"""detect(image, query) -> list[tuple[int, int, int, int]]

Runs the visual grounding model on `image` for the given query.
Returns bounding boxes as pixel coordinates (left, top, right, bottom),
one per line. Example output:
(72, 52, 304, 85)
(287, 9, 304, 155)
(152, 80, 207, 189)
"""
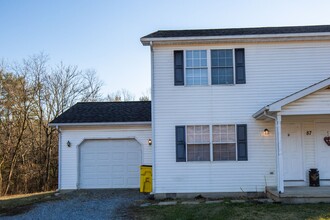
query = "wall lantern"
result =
(148, 139, 152, 146)
(67, 141, 71, 147)
(263, 129, 270, 136)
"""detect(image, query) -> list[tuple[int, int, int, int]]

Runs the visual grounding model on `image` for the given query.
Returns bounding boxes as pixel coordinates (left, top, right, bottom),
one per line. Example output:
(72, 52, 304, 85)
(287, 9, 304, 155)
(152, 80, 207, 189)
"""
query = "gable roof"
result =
(49, 101, 151, 126)
(141, 25, 330, 45)
(253, 77, 330, 119)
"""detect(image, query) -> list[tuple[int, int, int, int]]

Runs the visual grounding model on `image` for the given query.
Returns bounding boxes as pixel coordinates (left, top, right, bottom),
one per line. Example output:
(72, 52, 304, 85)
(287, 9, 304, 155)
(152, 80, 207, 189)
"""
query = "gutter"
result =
(49, 121, 152, 127)
(252, 106, 269, 119)
(57, 126, 62, 190)
(141, 32, 330, 46)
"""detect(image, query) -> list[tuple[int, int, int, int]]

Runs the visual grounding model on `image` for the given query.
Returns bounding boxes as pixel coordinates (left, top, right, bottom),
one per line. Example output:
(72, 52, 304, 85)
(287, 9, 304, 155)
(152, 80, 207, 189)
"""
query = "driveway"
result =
(1, 189, 148, 220)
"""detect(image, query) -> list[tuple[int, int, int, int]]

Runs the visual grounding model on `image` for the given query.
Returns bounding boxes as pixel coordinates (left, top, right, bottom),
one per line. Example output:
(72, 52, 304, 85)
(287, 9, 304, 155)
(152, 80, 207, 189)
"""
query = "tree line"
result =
(0, 53, 149, 196)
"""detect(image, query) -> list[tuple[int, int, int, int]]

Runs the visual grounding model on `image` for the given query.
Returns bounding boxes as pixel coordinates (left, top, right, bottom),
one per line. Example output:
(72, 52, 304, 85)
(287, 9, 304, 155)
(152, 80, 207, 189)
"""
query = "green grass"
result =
(0, 191, 57, 216)
(132, 202, 330, 220)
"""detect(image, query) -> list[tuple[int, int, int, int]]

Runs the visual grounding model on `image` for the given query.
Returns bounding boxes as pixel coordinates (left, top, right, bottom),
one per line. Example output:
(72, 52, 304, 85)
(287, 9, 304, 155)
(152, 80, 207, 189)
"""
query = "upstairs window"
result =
(211, 49, 234, 85)
(174, 48, 245, 86)
(186, 50, 208, 85)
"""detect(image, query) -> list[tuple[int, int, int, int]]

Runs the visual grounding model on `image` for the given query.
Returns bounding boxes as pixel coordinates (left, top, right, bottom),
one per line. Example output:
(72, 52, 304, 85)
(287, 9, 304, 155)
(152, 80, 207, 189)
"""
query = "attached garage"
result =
(79, 139, 141, 189)
(49, 101, 152, 190)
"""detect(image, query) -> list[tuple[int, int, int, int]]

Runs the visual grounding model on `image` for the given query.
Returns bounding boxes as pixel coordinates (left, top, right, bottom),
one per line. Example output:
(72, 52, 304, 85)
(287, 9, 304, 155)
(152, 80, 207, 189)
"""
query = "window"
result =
(211, 49, 234, 85)
(186, 50, 208, 85)
(187, 125, 210, 161)
(175, 124, 247, 162)
(174, 48, 245, 86)
(212, 125, 236, 161)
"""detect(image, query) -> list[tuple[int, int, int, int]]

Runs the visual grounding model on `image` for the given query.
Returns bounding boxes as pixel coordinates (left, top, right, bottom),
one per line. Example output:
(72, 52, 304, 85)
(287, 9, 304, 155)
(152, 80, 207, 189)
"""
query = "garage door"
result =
(79, 139, 141, 189)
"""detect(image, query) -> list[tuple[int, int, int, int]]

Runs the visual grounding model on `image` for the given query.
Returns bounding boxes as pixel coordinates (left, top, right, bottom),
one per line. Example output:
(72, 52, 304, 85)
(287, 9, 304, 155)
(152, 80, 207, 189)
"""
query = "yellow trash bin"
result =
(140, 165, 152, 193)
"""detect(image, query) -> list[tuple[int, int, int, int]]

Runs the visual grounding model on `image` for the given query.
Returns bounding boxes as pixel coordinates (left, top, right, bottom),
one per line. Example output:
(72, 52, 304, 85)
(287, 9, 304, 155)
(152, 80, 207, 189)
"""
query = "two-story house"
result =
(51, 25, 330, 200)
(140, 25, 330, 198)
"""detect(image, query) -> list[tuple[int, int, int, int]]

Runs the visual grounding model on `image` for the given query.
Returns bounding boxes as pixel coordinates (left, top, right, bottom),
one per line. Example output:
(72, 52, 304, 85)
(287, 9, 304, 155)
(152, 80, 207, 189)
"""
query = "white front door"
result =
(316, 123, 330, 182)
(282, 123, 304, 181)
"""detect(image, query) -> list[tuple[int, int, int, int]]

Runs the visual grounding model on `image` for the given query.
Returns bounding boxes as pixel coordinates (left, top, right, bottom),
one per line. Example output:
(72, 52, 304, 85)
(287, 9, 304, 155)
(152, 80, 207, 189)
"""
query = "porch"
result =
(253, 77, 330, 194)
(266, 186, 330, 203)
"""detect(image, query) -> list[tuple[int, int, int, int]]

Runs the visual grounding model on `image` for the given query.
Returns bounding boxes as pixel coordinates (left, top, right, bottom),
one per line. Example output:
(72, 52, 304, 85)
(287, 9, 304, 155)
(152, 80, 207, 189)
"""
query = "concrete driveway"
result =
(1, 189, 148, 220)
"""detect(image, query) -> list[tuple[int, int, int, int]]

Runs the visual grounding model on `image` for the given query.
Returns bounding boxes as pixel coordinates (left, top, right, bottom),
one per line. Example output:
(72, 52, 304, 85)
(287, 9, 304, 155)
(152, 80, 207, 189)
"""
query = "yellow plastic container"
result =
(140, 165, 152, 193)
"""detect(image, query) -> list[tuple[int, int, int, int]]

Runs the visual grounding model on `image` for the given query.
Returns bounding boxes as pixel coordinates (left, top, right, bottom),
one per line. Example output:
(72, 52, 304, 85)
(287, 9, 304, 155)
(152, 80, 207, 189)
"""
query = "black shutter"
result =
(174, 51, 184, 86)
(235, 49, 246, 84)
(176, 126, 186, 162)
(237, 124, 248, 161)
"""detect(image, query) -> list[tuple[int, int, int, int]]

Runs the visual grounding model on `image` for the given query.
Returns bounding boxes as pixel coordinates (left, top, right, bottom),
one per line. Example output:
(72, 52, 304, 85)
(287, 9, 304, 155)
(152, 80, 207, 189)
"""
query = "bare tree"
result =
(139, 88, 151, 101)
(0, 53, 103, 195)
(81, 69, 103, 102)
(106, 89, 135, 102)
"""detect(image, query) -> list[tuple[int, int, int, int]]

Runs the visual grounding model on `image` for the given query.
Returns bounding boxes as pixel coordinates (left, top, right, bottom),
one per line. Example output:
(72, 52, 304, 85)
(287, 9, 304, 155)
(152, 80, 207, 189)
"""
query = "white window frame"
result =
(186, 125, 211, 162)
(210, 49, 236, 86)
(183, 48, 237, 86)
(211, 124, 237, 161)
(184, 50, 208, 86)
(184, 124, 238, 162)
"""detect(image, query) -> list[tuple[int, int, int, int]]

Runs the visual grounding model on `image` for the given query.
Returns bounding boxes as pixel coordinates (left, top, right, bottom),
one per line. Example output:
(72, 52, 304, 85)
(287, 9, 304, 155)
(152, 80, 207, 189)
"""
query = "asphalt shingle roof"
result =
(141, 24, 330, 39)
(50, 101, 151, 124)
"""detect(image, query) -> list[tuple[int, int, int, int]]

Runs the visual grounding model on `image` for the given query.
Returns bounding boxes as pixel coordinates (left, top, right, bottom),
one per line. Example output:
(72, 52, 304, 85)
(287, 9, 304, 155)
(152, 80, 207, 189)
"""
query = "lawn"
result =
(0, 191, 56, 216)
(132, 202, 330, 220)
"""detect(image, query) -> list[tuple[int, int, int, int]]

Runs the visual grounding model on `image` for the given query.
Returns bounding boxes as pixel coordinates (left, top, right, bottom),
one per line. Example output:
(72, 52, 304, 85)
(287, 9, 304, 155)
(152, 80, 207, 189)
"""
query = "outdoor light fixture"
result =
(67, 141, 71, 147)
(264, 129, 270, 136)
(148, 139, 152, 146)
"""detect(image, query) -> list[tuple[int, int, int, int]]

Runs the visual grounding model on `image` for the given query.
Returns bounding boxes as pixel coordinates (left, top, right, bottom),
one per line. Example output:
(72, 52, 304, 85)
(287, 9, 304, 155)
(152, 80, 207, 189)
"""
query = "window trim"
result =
(210, 49, 236, 85)
(183, 48, 240, 87)
(184, 50, 208, 86)
(212, 124, 237, 161)
(183, 124, 241, 162)
(186, 125, 211, 162)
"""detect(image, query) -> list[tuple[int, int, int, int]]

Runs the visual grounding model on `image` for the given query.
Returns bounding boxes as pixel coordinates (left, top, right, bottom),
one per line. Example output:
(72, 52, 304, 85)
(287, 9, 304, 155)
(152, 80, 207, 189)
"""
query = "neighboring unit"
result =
(50, 101, 151, 190)
(140, 25, 330, 196)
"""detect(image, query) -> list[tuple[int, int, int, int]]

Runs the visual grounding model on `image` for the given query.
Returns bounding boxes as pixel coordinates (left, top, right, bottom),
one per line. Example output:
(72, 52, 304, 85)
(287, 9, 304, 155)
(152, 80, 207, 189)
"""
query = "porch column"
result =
(276, 113, 284, 193)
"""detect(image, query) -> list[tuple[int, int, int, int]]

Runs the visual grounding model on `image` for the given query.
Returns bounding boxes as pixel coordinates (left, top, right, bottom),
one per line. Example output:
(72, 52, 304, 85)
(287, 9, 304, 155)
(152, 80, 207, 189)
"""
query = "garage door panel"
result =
(112, 178, 125, 187)
(112, 152, 125, 160)
(80, 139, 141, 189)
(127, 165, 139, 172)
(127, 177, 139, 186)
(113, 165, 125, 173)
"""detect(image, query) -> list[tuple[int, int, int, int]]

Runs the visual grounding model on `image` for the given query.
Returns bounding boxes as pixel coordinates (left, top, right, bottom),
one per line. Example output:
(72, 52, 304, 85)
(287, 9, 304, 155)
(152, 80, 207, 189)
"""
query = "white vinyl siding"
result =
(152, 40, 330, 193)
(59, 125, 151, 190)
(281, 88, 330, 115)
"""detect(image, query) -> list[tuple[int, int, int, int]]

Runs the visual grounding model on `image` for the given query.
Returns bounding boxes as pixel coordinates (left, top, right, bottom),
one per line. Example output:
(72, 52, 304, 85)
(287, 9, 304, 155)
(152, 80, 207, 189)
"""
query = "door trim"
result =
(77, 138, 142, 189)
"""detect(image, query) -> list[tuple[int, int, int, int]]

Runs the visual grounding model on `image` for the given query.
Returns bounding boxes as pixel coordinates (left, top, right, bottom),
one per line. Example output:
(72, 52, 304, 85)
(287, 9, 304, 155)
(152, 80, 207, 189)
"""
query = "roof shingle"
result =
(141, 24, 330, 39)
(50, 101, 151, 124)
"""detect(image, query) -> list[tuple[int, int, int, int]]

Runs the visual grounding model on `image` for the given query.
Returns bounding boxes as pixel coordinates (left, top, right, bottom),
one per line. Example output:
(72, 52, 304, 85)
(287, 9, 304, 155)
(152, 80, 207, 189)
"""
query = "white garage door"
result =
(79, 139, 141, 189)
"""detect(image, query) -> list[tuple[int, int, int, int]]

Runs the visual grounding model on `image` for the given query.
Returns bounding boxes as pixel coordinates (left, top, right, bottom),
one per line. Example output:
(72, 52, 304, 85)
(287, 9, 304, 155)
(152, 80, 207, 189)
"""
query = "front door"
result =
(316, 123, 330, 182)
(282, 123, 304, 181)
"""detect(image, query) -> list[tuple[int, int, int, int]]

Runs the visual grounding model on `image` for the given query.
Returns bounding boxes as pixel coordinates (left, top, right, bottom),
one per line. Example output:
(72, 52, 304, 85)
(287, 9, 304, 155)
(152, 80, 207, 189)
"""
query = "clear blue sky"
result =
(1, 0, 330, 97)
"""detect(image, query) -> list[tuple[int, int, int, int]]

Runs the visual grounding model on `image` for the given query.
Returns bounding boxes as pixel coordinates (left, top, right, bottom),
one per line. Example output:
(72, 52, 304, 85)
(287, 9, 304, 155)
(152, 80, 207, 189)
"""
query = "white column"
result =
(276, 113, 284, 193)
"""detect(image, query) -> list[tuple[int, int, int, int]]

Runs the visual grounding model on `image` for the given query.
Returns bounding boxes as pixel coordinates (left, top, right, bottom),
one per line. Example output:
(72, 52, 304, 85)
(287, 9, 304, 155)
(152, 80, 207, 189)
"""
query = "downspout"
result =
(150, 41, 156, 194)
(263, 111, 284, 194)
(57, 126, 62, 191)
